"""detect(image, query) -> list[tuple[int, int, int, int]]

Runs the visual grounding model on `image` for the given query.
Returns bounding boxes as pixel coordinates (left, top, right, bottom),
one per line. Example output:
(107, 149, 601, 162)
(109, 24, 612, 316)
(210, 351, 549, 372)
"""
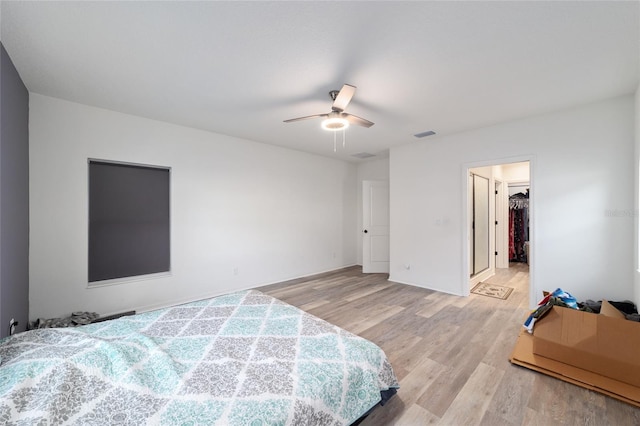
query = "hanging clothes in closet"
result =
(509, 191, 529, 263)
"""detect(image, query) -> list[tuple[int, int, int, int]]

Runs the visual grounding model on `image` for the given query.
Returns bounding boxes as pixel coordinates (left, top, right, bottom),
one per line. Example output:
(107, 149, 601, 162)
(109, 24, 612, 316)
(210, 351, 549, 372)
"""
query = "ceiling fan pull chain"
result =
(333, 132, 337, 152)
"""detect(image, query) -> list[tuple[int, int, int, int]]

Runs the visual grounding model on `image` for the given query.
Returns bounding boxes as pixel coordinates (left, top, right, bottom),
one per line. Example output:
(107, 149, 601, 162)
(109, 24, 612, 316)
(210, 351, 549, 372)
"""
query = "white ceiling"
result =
(1, 1, 638, 162)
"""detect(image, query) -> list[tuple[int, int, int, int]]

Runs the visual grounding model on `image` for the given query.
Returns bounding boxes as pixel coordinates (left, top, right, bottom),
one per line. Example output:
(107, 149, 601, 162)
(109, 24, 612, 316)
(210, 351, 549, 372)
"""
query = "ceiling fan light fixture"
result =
(321, 117, 349, 131)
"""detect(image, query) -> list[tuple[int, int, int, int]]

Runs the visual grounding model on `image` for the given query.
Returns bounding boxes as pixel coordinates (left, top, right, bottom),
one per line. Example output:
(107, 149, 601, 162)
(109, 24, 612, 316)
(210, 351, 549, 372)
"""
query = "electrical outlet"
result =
(8, 318, 17, 336)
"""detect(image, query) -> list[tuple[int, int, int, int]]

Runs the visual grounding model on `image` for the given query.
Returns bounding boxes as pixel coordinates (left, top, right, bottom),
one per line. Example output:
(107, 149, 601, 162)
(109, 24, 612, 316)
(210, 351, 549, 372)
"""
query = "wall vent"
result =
(351, 152, 376, 159)
(414, 130, 436, 138)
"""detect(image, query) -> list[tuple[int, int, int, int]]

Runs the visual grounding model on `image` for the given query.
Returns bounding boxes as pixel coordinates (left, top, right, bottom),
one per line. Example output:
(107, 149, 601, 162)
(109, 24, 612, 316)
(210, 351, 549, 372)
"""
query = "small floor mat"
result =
(471, 282, 514, 300)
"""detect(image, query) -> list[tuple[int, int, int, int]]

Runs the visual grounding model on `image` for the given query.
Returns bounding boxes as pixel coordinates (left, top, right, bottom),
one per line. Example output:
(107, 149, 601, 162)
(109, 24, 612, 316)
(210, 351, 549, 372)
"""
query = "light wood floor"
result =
(257, 264, 640, 425)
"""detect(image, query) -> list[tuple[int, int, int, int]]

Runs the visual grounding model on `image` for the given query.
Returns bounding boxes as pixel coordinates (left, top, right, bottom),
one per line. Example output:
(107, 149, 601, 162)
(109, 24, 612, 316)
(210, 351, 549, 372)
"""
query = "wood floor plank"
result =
(393, 403, 440, 425)
(360, 356, 446, 425)
(480, 309, 523, 370)
(603, 395, 640, 425)
(481, 364, 537, 425)
(415, 292, 458, 318)
(438, 362, 504, 425)
(479, 409, 518, 426)
(524, 374, 576, 423)
(343, 282, 393, 302)
(255, 263, 640, 424)
(297, 299, 330, 311)
(520, 407, 540, 426)
(415, 347, 488, 417)
(347, 304, 406, 335)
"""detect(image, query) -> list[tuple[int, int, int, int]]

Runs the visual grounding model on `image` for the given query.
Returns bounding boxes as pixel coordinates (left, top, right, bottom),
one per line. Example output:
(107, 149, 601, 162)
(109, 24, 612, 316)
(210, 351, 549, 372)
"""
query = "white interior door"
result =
(363, 180, 390, 273)
(472, 174, 490, 274)
(495, 179, 509, 268)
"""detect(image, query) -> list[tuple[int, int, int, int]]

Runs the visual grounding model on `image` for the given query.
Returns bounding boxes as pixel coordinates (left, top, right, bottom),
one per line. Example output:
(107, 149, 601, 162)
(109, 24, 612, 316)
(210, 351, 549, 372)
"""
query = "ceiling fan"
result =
(283, 84, 374, 131)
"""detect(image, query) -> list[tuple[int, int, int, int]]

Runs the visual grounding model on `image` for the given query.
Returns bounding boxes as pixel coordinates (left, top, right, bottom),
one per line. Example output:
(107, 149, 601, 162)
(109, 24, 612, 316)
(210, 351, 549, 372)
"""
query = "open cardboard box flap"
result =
(510, 301, 640, 406)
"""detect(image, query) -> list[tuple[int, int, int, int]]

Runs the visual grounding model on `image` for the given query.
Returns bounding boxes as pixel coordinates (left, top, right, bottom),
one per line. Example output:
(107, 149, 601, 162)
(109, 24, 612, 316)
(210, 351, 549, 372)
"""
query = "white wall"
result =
(391, 95, 635, 306)
(356, 157, 389, 265)
(29, 94, 357, 319)
(500, 162, 530, 183)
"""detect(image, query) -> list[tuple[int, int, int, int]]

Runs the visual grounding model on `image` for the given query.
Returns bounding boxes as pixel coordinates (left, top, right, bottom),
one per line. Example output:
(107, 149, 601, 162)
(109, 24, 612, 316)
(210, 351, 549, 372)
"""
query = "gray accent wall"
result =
(1, 42, 29, 337)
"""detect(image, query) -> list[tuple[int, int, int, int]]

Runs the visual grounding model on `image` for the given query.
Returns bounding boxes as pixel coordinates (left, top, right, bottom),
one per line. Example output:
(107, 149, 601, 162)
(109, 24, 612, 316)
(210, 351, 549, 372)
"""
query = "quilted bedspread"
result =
(0, 290, 398, 425)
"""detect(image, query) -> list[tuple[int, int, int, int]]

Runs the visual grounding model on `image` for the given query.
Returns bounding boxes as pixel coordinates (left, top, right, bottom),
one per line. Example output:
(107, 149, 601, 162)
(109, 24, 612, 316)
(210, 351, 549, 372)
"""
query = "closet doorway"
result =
(507, 181, 530, 266)
(466, 160, 531, 304)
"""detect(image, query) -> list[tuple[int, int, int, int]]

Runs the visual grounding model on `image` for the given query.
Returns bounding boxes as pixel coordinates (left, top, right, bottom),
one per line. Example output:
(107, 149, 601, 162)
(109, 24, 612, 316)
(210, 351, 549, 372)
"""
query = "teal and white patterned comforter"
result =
(0, 290, 398, 425)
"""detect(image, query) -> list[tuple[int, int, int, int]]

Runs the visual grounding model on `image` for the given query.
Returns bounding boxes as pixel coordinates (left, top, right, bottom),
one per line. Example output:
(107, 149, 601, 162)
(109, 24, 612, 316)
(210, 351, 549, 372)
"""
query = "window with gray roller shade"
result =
(89, 160, 170, 283)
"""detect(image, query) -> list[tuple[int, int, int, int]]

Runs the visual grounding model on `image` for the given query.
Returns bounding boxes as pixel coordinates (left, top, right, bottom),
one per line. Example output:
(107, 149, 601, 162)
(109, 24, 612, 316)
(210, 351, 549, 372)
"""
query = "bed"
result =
(0, 290, 398, 425)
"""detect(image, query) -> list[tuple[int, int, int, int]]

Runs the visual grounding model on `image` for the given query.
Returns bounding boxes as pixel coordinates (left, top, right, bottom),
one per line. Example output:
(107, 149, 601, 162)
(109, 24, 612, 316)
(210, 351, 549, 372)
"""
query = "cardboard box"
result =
(510, 329, 640, 407)
(600, 299, 627, 319)
(532, 304, 640, 388)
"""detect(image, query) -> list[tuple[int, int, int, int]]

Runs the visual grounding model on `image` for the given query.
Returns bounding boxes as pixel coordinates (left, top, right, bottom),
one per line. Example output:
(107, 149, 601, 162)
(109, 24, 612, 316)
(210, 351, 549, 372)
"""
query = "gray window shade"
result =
(89, 160, 170, 283)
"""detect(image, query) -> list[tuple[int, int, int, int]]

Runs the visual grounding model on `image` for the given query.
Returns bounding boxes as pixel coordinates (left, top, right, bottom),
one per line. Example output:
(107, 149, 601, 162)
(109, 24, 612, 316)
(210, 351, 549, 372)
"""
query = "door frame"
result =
(461, 155, 535, 308)
(494, 179, 509, 269)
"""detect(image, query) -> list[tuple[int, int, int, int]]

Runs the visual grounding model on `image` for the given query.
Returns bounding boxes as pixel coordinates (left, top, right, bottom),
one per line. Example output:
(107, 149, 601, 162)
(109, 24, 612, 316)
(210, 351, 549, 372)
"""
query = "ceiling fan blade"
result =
(283, 113, 327, 123)
(332, 84, 356, 112)
(344, 113, 374, 128)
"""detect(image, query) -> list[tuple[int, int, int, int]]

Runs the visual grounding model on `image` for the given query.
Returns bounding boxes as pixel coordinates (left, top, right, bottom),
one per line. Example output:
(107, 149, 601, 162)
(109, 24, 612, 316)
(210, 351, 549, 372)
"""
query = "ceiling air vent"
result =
(351, 152, 376, 159)
(414, 130, 436, 138)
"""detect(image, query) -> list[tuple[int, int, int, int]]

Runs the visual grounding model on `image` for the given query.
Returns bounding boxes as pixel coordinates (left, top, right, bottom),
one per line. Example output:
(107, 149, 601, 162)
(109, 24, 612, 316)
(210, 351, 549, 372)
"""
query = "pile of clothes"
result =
(28, 311, 99, 329)
(524, 288, 639, 333)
